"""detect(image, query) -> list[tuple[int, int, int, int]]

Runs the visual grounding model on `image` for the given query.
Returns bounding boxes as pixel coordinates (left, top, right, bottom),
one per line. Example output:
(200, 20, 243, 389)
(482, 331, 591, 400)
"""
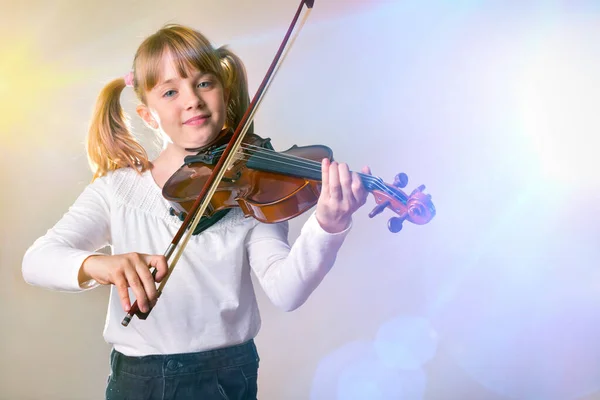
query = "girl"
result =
(22, 24, 370, 399)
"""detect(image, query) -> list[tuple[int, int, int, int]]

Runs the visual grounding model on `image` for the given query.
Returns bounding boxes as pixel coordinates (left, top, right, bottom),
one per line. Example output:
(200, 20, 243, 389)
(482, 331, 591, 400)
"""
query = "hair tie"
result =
(124, 71, 134, 87)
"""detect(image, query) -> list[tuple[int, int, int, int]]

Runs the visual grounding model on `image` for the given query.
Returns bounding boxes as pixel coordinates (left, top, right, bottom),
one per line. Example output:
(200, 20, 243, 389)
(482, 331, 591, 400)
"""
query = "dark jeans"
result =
(106, 340, 259, 400)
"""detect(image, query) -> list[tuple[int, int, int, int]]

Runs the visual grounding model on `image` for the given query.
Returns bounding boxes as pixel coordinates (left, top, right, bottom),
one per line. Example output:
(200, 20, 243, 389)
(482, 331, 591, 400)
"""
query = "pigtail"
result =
(216, 46, 254, 134)
(86, 78, 151, 181)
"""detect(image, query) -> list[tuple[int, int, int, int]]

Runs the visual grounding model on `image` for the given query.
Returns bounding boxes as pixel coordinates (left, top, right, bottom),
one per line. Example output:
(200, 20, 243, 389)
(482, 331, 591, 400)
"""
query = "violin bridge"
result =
(221, 149, 245, 182)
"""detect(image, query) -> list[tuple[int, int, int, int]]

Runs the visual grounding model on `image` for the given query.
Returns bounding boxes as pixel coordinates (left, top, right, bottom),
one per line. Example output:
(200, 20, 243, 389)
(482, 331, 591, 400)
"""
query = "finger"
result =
(321, 158, 330, 199)
(113, 273, 131, 312)
(328, 161, 342, 200)
(148, 255, 168, 283)
(124, 265, 149, 313)
(135, 261, 159, 305)
(338, 163, 355, 203)
(361, 165, 371, 175)
(351, 171, 368, 204)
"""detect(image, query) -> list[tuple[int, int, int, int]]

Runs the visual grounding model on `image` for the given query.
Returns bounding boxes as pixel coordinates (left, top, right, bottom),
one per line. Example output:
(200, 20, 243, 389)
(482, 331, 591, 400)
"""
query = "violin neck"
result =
(246, 152, 380, 193)
(356, 172, 379, 193)
(288, 168, 377, 193)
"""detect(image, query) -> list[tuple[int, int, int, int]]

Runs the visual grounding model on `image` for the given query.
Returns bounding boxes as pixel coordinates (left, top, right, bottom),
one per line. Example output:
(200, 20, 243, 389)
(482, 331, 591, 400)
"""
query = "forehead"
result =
(156, 50, 201, 81)
(136, 38, 222, 95)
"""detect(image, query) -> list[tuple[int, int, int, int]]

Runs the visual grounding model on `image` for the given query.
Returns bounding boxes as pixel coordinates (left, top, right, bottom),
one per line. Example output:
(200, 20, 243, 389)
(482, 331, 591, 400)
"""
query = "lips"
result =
(183, 115, 210, 125)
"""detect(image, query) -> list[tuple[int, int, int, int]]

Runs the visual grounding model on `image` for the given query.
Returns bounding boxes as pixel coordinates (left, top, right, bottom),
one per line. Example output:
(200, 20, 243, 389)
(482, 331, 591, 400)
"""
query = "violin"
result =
(121, 0, 435, 326)
(163, 129, 435, 232)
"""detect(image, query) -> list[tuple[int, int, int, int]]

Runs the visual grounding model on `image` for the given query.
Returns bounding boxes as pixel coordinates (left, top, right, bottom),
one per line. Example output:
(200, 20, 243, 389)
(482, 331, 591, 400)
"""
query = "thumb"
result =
(143, 254, 169, 282)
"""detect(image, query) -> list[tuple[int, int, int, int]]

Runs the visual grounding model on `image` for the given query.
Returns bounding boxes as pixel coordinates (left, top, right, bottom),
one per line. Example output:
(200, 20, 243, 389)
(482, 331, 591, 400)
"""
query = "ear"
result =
(136, 104, 159, 130)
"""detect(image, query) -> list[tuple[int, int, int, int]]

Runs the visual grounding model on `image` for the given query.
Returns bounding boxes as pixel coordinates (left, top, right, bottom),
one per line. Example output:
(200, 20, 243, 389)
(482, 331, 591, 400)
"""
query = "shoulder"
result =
(91, 166, 139, 184)
(106, 166, 144, 185)
(89, 167, 153, 203)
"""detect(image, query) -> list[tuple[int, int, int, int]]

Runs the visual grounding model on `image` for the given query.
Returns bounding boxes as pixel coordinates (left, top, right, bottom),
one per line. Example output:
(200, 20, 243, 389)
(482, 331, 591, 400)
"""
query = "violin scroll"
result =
(365, 172, 435, 233)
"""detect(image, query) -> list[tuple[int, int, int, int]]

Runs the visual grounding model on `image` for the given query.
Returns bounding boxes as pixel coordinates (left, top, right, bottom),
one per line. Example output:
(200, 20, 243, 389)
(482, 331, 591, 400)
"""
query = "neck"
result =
(151, 145, 193, 188)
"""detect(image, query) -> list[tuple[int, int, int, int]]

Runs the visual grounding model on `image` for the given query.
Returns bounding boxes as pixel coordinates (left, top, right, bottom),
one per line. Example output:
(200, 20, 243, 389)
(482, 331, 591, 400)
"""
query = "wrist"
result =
(79, 255, 100, 286)
(316, 215, 351, 234)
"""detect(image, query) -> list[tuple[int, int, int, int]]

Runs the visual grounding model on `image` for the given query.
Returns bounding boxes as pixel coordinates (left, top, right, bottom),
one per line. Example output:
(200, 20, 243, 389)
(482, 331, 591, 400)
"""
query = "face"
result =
(137, 51, 228, 155)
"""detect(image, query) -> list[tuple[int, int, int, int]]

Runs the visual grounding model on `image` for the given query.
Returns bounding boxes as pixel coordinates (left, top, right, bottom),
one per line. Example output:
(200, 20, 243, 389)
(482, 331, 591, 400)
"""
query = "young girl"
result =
(22, 24, 370, 399)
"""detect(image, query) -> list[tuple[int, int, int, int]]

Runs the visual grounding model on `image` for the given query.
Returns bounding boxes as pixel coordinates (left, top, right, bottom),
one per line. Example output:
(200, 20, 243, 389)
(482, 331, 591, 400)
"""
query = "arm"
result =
(22, 176, 112, 292)
(246, 159, 370, 311)
(246, 212, 352, 312)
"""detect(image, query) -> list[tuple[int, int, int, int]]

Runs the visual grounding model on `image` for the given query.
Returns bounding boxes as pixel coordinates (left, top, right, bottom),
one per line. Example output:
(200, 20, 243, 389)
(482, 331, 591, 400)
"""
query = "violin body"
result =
(163, 132, 334, 223)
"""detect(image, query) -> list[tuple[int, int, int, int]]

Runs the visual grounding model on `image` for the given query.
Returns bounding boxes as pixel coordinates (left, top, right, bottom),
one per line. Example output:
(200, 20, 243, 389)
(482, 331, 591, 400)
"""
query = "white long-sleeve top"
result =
(22, 168, 350, 357)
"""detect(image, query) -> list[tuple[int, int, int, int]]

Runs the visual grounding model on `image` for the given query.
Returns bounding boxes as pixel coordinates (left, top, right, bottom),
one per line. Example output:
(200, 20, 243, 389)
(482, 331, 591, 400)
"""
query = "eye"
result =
(197, 80, 213, 89)
(162, 89, 177, 98)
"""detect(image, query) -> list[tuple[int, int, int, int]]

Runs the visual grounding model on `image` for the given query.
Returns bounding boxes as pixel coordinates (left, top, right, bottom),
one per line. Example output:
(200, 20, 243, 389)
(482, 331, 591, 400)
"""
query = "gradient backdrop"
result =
(2, 0, 600, 399)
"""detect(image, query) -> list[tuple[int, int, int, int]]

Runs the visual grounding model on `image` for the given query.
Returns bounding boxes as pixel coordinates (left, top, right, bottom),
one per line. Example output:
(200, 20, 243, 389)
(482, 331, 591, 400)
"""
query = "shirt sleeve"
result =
(22, 175, 112, 292)
(245, 211, 351, 312)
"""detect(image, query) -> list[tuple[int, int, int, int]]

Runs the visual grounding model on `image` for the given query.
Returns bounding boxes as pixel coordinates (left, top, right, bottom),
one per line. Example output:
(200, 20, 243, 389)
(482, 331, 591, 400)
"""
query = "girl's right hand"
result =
(79, 253, 168, 313)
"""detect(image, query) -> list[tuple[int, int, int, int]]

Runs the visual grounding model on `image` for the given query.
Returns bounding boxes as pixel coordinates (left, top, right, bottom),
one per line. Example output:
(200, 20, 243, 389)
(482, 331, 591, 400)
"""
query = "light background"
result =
(2, 0, 600, 399)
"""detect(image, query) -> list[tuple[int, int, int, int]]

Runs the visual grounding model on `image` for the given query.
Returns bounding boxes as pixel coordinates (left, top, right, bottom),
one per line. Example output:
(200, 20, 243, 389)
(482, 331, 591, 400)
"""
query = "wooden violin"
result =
(121, 0, 435, 326)
(163, 129, 435, 233)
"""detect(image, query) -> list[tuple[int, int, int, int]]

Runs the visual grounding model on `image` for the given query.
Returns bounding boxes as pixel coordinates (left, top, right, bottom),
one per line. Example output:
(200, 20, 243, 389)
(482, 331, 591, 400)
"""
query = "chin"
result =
(181, 137, 214, 151)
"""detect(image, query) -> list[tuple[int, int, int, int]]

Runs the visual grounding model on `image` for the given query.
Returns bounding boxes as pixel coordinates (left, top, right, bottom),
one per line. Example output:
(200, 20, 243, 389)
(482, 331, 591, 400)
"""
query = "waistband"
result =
(110, 340, 259, 378)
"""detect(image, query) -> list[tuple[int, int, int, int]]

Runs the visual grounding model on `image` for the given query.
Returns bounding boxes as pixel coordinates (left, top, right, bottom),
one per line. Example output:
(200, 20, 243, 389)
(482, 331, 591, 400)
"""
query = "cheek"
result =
(154, 109, 178, 128)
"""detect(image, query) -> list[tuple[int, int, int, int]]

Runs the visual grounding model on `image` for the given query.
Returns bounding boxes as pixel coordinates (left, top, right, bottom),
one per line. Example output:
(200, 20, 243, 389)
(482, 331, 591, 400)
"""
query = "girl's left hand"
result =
(316, 158, 371, 233)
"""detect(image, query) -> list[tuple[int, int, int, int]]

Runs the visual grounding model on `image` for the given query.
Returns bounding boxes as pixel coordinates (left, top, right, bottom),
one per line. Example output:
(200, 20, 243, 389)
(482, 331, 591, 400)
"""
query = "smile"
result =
(183, 115, 210, 125)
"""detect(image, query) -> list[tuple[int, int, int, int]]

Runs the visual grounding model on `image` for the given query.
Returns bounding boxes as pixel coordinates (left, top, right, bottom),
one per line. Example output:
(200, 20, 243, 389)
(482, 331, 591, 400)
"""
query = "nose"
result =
(183, 86, 204, 110)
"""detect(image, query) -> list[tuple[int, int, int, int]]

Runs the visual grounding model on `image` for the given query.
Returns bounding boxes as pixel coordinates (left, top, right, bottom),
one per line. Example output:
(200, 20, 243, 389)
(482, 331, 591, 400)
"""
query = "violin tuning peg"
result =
(169, 207, 187, 222)
(388, 211, 408, 233)
(369, 200, 390, 218)
(393, 173, 409, 188)
(411, 184, 426, 196)
(388, 217, 404, 233)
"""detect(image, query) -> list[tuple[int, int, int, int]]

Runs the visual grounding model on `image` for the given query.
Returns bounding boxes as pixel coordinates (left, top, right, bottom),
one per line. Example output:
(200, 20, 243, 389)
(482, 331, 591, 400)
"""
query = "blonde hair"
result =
(86, 24, 252, 180)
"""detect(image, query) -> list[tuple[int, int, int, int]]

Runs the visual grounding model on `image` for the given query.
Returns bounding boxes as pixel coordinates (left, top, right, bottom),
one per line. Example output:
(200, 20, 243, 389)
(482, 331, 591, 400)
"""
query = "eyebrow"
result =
(154, 72, 213, 91)
(154, 77, 178, 89)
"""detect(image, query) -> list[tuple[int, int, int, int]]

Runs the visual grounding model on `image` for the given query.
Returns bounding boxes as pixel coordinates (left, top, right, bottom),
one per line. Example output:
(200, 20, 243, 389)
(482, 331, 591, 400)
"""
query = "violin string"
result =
(211, 143, 348, 176)
(224, 146, 388, 191)
(229, 143, 325, 169)
(249, 145, 391, 193)
(201, 143, 405, 201)
(207, 144, 402, 200)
